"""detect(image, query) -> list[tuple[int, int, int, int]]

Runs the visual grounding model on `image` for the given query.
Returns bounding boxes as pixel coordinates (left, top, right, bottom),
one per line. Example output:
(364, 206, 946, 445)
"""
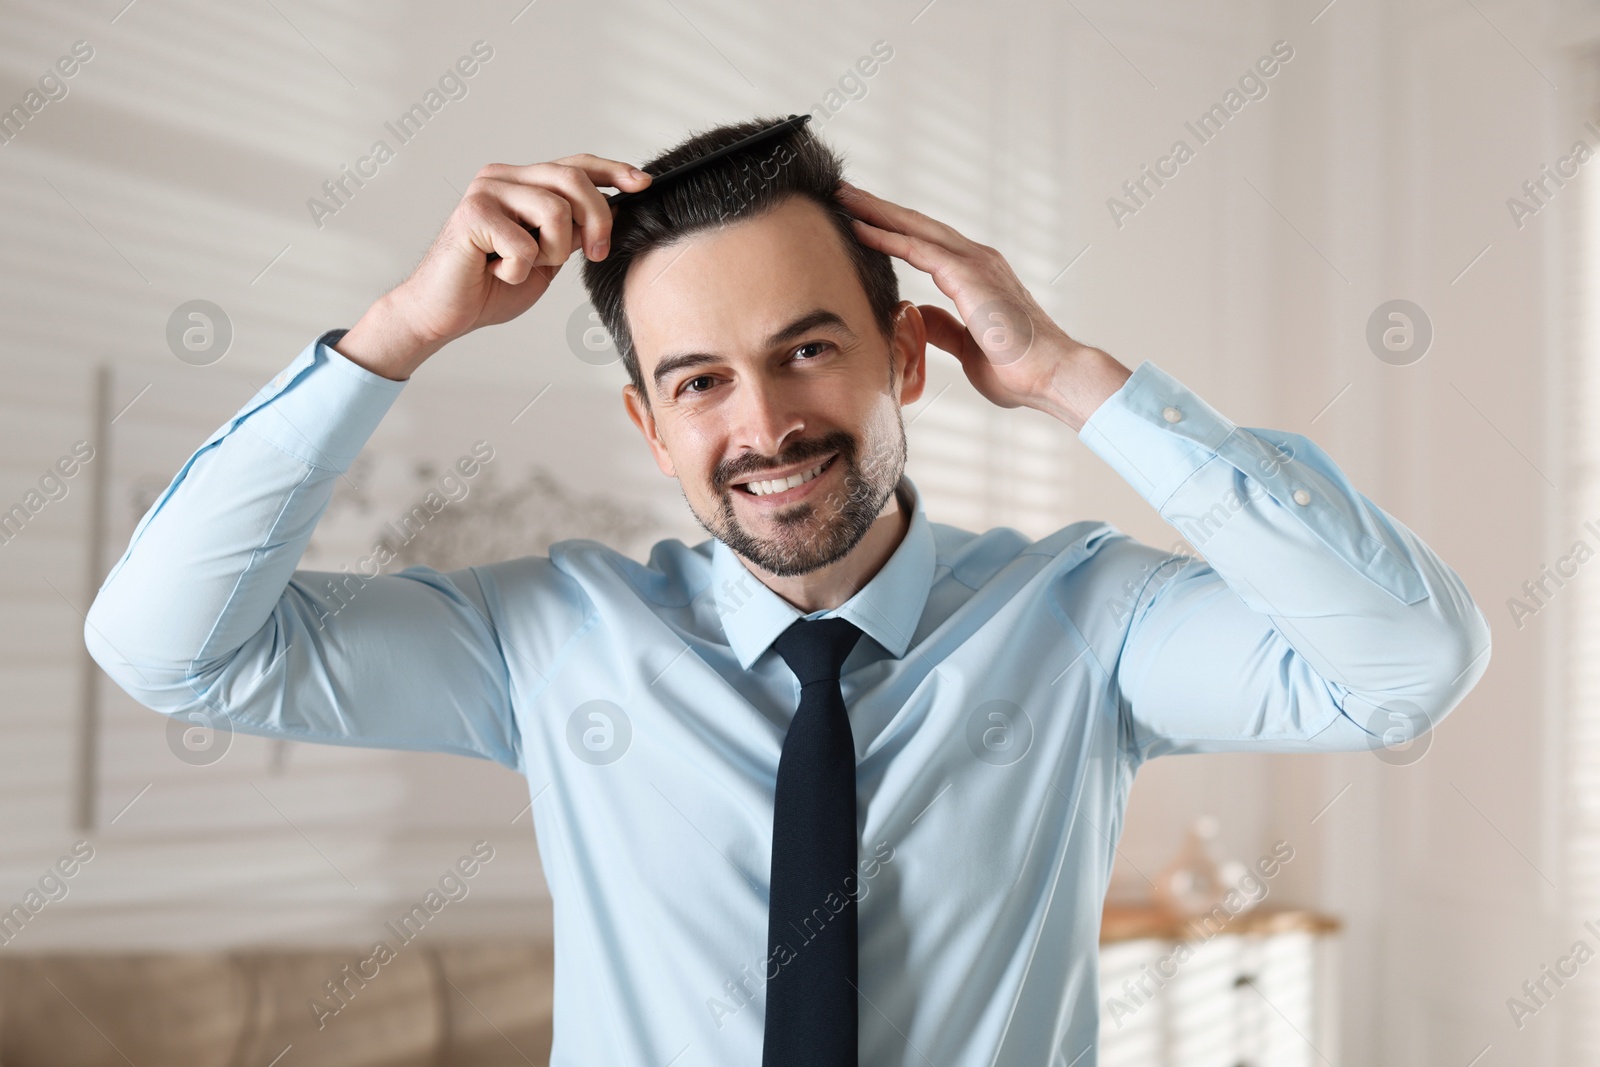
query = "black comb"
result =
(486, 113, 812, 263)
(604, 112, 812, 207)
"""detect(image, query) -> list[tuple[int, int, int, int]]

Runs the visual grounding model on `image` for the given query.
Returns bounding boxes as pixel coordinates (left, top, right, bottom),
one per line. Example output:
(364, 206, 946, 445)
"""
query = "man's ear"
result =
(890, 300, 929, 407)
(622, 384, 677, 478)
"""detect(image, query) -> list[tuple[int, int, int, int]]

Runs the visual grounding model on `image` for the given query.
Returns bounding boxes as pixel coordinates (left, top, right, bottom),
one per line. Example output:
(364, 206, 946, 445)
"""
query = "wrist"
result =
(333, 290, 445, 381)
(1030, 343, 1133, 433)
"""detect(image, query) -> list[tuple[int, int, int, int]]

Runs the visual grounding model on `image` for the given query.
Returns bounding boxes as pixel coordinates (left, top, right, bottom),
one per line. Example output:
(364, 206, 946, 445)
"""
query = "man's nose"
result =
(729, 373, 804, 460)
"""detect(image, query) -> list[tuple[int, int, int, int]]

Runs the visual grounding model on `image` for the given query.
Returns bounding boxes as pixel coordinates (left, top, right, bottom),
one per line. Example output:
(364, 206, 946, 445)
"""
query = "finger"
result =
(536, 158, 633, 260)
(465, 208, 543, 284)
(469, 178, 580, 264)
(849, 217, 967, 293)
(471, 171, 581, 262)
(836, 181, 975, 254)
(918, 304, 971, 358)
(481, 156, 651, 258)
(550, 152, 655, 194)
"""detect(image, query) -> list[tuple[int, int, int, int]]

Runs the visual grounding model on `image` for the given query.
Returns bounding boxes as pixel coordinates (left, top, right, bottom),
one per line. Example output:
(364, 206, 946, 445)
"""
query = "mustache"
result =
(714, 430, 855, 492)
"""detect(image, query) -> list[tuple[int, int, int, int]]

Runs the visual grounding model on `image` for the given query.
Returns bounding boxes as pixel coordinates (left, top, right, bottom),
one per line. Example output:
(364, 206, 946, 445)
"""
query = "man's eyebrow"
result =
(649, 308, 858, 394)
(764, 308, 856, 351)
(651, 352, 716, 394)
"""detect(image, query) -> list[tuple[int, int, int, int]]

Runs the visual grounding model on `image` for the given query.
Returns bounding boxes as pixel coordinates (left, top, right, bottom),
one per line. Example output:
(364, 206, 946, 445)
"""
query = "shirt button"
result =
(1162, 406, 1183, 423)
(1292, 488, 1311, 506)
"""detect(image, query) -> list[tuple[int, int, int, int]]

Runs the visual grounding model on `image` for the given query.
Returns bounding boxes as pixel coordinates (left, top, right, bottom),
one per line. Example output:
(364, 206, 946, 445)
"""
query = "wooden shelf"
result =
(1101, 903, 1342, 944)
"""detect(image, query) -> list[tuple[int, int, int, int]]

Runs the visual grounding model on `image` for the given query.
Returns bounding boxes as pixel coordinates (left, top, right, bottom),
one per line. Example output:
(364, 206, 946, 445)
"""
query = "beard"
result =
(687, 419, 906, 578)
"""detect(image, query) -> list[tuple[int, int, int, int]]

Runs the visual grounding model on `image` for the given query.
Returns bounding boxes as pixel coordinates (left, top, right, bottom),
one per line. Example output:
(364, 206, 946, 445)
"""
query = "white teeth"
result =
(743, 458, 830, 497)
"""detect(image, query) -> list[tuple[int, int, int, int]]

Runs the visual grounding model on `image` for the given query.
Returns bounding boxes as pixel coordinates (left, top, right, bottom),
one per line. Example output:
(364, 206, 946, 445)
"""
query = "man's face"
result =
(621, 194, 927, 577)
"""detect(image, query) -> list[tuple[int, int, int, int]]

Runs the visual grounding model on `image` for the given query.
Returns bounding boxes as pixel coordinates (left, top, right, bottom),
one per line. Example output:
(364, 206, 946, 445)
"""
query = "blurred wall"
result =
(0, 0, 1581, 1062)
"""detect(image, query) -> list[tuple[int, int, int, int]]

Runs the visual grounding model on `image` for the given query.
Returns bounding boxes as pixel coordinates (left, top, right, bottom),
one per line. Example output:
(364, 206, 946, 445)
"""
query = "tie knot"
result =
(772, 616, 863, 686)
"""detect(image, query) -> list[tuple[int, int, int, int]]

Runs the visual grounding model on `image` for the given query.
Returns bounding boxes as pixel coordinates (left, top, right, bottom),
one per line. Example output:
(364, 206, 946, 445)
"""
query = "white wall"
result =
(0, 0, 1574, 1061)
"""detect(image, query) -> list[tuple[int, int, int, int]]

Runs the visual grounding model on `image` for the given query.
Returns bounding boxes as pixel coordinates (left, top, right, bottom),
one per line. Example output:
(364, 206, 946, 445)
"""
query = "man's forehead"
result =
(623, 197, 863, 365)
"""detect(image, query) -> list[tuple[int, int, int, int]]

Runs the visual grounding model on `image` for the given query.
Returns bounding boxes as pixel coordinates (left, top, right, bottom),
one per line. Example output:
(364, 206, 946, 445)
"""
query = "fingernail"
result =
(594, 237, 608, 257)
(631, 168, 649, 181)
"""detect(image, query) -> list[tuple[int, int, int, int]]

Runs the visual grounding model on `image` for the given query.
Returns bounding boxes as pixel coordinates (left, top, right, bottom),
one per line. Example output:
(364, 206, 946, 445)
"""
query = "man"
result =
(86, 115, 1491, 1065)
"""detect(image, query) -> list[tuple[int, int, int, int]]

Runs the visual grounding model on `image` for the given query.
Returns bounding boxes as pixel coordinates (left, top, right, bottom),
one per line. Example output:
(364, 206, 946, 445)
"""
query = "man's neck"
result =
(738, 484, 911, 614)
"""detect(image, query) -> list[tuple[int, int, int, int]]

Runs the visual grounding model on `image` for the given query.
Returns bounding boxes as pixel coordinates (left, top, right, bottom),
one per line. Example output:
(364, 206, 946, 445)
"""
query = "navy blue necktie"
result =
(762, 615, 864, 1067)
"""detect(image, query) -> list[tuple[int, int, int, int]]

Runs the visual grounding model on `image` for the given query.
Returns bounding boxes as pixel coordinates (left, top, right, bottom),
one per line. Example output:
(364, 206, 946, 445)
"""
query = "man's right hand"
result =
(334, 154, 654, 381)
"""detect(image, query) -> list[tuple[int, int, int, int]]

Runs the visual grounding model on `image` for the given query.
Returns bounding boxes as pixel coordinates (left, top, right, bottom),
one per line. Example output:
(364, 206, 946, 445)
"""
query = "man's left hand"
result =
(836, 180, 1132, 432)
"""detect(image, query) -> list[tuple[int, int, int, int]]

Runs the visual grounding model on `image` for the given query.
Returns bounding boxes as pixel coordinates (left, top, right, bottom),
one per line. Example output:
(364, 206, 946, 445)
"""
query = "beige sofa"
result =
(0, 942, 553, 1066)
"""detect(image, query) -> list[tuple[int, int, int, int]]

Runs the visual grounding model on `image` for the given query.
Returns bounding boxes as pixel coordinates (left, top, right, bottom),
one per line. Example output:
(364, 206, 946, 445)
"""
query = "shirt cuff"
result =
(1077, 360, 1238, 512)
(234, 328, 408, 471)
(1078, 358, 1430, 606)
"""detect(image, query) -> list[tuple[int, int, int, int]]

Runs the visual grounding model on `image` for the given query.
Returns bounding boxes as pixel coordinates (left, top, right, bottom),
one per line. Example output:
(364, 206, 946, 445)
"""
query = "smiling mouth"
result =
(733, 454, 837, 497)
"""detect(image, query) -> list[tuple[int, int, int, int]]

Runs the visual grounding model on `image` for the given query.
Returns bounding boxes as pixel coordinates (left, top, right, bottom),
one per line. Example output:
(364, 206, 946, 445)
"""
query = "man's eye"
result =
(682, 375, 715, 395)
(794, 341, 833, 360)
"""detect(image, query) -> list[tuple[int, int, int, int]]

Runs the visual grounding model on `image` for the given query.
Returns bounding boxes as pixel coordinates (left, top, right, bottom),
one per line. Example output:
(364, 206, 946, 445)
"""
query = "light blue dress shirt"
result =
(85, 329, 1491, 1066)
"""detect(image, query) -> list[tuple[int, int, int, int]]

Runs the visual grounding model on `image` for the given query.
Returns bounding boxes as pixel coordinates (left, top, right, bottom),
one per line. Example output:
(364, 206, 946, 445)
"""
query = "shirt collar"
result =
(710, 474, 935, 670)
